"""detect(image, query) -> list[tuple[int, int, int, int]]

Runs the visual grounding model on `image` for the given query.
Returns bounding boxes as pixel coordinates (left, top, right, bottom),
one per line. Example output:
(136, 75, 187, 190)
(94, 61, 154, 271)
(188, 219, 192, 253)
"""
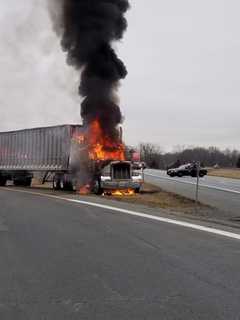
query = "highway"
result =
(145, 169, 240, 216)
(1, 187, 240, 319)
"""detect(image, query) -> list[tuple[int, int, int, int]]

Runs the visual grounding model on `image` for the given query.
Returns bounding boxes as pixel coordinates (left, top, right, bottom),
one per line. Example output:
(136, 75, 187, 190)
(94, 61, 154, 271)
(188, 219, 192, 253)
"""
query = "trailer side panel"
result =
(0, 125, 75, 171)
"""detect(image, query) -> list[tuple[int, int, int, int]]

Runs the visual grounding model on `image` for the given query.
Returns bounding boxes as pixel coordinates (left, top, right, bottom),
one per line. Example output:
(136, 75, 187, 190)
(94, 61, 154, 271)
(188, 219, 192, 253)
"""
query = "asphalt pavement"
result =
(145, 169, 240, 216)
(1, 187, 240, 319)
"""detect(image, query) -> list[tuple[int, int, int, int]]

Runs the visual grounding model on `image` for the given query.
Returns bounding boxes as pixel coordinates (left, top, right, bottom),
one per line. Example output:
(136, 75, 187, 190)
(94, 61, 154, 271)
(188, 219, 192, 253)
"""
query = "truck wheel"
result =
(53, 177, 61, 190)
(94, 180, 103, 195)
(13, 180, 21, 186)
(23, 178, 32, 187)
(60, 180, 64, 190)
(63, 181, 73, 191)
(13, 178, 32, 187)
(199, 173, 204, 178)
(177, 172, 183, 177)
(0, 177, 7, 186)
(135, 187, 140, 194)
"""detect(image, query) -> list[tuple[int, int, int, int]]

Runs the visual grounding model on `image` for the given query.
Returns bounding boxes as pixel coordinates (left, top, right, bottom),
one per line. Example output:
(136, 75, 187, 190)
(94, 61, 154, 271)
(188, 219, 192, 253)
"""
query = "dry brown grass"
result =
(32, 179, 52, 189)
(30, 180, 204, 212)
(207, 168, 240, 179)
(107, 183, 201, 212)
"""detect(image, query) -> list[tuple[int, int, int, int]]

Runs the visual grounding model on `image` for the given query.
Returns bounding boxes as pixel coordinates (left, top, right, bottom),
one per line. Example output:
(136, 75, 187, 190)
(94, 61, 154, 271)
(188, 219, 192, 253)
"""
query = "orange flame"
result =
(111, 189, 135, 196)
(79, 184, 91, 195)
(88, 120, 125, 161)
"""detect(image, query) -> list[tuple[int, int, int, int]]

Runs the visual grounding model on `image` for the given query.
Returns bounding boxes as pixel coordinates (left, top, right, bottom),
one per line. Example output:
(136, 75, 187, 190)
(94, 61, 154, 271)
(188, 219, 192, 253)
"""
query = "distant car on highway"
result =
(167, 163, 208, 178)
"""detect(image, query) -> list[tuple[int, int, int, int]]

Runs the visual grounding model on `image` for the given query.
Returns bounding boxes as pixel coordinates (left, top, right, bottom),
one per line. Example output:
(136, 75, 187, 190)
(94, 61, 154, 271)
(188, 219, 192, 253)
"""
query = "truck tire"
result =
(135, 187, 140, 194)
(53, 177, 61, 190)
(63, 181, 73, 191)
(93, 180, 103, 195)
(24, 177, 32, 187)
(177, 172, 183, 177)
(13, 180, 21, 186)
(0, 177, 7, 186)
(53, 176, 66, 191)
(13, 177, 32, 187)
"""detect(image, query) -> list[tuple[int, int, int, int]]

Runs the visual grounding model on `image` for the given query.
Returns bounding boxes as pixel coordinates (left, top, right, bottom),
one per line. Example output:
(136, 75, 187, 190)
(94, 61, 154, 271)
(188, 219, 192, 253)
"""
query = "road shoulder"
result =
(1, 185, 240, 236)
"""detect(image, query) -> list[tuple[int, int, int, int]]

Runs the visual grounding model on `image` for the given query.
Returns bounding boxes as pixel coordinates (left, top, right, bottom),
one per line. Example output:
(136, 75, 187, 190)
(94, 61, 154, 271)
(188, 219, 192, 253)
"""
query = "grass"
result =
(207, 168, 240, 180)
(107, 183, 204, 212)
(30, 179, 207, 213)
(31, 180, 202, 211)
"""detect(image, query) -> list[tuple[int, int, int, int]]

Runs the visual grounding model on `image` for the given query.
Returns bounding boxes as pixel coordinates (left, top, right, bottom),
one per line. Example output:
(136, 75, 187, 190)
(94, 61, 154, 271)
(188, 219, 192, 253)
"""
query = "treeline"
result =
(130, 144, 240, 169)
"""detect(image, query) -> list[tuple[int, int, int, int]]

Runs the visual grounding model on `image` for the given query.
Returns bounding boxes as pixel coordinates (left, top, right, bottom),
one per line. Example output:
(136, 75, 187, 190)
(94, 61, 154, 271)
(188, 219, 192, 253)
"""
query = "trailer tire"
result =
(13, 177, 32, 187)
(13, 180, 21, 186)
(0, 177, 7, 186)
(53, 177, 61, 190)
(22, 177, 32, 187)
(63, 181, 73, 191)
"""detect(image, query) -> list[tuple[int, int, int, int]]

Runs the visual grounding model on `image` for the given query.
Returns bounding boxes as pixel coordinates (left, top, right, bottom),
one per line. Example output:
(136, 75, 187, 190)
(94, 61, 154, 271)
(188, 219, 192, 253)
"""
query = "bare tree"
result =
(127, 144, 239, 170)
(139, 143, 164, 169)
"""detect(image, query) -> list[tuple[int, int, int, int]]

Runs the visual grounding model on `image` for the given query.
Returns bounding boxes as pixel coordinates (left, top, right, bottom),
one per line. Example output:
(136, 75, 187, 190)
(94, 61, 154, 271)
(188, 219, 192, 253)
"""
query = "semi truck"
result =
(0, 125, 143, 193)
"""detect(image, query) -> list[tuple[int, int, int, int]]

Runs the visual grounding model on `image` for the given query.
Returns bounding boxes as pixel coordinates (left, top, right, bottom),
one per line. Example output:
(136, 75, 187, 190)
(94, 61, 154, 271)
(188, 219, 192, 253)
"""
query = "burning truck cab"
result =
(93, 161, 143, 195)
(73, 120, 144, 195)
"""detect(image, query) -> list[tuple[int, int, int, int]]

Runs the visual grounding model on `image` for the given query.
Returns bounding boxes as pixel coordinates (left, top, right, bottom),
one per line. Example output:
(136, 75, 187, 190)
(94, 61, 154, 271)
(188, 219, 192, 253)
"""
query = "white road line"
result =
(2, 187, 240, 241)
(145, 173, 240, 195)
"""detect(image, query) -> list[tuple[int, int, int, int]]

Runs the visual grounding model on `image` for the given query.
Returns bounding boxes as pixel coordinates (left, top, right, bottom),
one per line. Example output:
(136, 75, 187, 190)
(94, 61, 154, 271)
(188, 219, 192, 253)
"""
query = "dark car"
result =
(167, 163, 208, 178)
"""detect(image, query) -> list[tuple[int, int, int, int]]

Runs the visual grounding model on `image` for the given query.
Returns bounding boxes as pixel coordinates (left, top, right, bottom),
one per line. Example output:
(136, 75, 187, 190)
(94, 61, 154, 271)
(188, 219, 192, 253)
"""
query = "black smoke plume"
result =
(50, 0, 130, 141)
